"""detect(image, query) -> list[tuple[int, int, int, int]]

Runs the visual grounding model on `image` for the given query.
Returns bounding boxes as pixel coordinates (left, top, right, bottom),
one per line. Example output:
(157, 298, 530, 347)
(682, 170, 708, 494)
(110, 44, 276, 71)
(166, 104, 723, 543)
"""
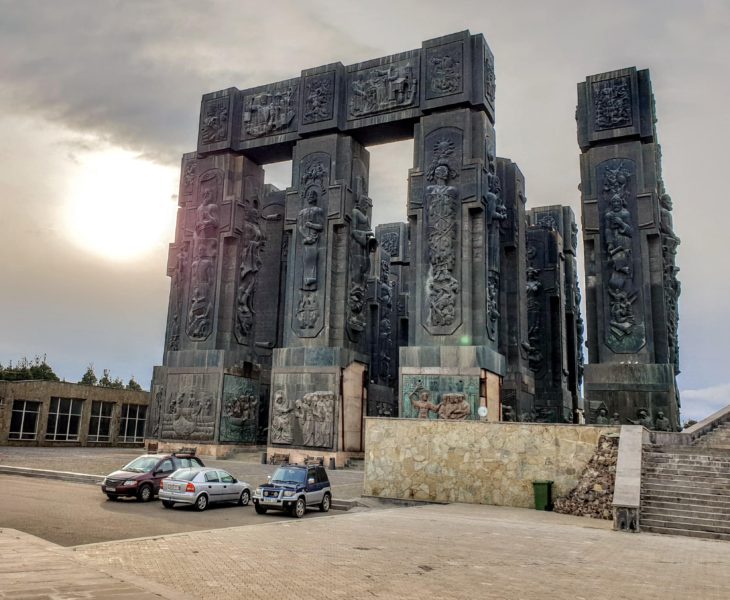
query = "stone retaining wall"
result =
(364, 418, 619, 508)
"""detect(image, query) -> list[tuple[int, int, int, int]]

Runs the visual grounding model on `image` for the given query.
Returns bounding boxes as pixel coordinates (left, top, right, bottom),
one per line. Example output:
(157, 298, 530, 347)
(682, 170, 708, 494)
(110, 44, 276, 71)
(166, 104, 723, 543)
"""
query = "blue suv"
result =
(252, 464, 331, 518)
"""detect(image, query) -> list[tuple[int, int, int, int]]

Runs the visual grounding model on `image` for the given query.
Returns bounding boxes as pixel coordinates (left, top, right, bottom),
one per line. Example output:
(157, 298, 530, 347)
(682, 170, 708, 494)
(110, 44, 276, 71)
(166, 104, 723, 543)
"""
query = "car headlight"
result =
(123, 480, 138, 486)
(283, 490, 295, 497)
(254, 488, 263, 495)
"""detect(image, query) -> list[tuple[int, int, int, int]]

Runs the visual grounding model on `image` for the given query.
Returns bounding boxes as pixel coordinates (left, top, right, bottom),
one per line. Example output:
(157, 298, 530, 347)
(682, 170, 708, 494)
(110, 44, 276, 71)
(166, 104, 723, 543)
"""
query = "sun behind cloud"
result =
(64, 148, 177, 261)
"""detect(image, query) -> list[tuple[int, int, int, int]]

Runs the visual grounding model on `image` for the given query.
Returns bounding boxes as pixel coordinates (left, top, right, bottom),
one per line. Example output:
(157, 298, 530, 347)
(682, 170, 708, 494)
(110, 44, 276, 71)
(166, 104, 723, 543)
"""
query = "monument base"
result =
(584, 363, 679, 430)
(398, 346, 506, 421)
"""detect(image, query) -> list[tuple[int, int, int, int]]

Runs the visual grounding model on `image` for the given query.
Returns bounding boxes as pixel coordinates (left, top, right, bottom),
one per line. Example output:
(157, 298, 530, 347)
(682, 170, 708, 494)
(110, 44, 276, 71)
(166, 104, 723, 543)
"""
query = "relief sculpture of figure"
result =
(270, 391, 294, 445)
(347, 185, 377, 338)
(298, 187, 325, 291)
(236, 197, 265, 340)
(425, 143, 460, 328)
(437, 394, 471, 420)
(409, 387, 438, 419)
(295, 395, 315, 446)
(655, 410, 672, 432)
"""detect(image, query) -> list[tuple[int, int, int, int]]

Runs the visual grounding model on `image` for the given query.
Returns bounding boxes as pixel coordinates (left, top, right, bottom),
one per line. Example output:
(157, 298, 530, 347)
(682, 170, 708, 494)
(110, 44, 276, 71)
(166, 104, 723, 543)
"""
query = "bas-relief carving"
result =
(293, 155, 329, 335)
(486, 147, 506, 342)
(348, 61, 417, 118)
(160, 375, 217, 441)
(168, 243, 188, 351)
(426, 42, 463, 99)
(200, 97, 229, 144)
(346, 179, 377, 341)
(379, 231, 399, 257)
(183, 161, 196, 196)
(187, 169, 222, 341)
(302, 72, 335, 124)
(219, 375, 259, 443)
(599, 159, 645, 352)
(524, 263, 544, 373)
(484, 54, 496, 104)
(659, 193, 681, 373)
(424, 134, 461, 331)
(378, 259, 395, 382)
(402, 376, 478, 421)
(235, 196, 265, 343)
(592, 76, 632, 131)
(270, 389, 335, 448)
(242, 83, 297, 138)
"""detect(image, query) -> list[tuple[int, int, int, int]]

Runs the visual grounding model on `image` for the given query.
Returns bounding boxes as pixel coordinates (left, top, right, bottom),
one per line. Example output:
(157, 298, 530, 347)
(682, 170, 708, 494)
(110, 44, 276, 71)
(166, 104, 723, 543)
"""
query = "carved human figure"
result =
(236, 198, 265, 339)
(271, 391, 294, 445)
(596, 407, 609, 425)
(502, 405, 515, 422)
(629, 408, 654, 429)
(604, 193, 633, 280)
(610, 412, 622, 426)
(438, 394, 471, 420)
(298, 187, 325, 291)
(655, 411, 672, 432)
(425, 158, 460, 327)
(409, 387, 438, 419)
(296, 395, 315, 446)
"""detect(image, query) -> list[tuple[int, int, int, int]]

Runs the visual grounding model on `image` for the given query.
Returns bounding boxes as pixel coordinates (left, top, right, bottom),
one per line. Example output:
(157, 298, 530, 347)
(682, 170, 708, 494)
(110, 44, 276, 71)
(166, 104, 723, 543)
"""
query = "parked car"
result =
(252, 463, 331, 518)
(158, 467, 252, 511)
(101, 453, 204, 502)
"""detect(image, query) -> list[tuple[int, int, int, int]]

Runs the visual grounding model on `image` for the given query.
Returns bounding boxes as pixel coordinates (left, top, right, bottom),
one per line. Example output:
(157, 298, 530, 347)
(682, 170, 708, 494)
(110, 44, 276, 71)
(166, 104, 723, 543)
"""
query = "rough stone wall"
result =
(553, 434, 618, 519)
(364, 418, 618, 507)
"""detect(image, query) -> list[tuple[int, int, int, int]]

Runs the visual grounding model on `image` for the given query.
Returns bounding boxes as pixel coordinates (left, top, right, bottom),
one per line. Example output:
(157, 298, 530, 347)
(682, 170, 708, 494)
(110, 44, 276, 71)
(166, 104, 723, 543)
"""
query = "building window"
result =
(46, 397, 84, 441)
(9, 400, 41, 440)
(88, 401, 115, 442)
(119, 404, 147, 443)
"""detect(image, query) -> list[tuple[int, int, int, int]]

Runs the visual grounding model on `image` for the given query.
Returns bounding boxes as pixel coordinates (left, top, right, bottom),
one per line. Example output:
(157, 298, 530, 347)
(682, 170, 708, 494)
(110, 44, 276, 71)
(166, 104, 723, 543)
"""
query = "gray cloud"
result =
(0, 1, 728, 422)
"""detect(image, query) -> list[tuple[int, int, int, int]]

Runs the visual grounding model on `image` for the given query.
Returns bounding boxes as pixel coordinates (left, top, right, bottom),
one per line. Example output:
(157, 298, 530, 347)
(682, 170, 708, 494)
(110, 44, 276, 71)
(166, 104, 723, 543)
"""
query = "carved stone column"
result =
(148, 152, 286, 454)
(400, 108, 506, 422)
(577, 67, 680, 430)
(268, 133, 374, 464)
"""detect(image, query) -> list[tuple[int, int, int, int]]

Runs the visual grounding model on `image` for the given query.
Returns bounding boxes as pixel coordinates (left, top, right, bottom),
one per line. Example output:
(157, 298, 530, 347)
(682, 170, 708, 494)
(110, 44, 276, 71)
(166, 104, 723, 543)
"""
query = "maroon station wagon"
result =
(101, 453, 204, 502)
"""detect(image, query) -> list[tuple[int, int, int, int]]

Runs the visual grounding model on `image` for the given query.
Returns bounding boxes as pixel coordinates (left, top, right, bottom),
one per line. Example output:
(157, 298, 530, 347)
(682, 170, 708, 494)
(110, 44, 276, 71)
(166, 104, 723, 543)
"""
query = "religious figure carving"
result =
(221, 390, 258, 442)
(425, 139, 460, 328)
(409, 387, 438, 419)
(296, 292, 319, 330)
(270, 391, 294, 444)
(295, 391, 334, 447)
(302, 73, 334, 124)
(595, 407, 609, 425)
(235, 197, 265, 342)
(299, 187, 325, 291)
(609, 412, 622, 426)
(427, 44, 463, 97)
(187, 171, 221, 340)
(349, 62, 417, 118)
(163, 389, 215, 440)
(243, 84, 297, 138)
(183, 161, 196, 195)
(200, 97, 229, 144)
(168, 243, 188, 350)
(593, 76, 632, 131)
(525, 265, 543, 372)
(602, 161, 640, 343)
(347, 183, 377, 340)
(379, 231, 399, 257)
(484, 55, 496, 104)
(437, 393, 471, 420)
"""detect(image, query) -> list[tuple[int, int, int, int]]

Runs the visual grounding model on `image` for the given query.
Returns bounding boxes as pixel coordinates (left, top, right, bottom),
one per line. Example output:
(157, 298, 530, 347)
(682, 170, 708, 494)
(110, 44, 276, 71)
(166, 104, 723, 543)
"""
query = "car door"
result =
(217, 470, 239, 502)
(154, 458, 175, 493)
(305, 467, 322, 505)
(202, 470, 223, 503)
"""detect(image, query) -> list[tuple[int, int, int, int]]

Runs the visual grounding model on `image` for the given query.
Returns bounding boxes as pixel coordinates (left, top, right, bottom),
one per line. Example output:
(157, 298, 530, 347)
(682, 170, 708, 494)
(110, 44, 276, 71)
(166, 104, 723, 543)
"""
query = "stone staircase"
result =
(640, 421, 730, 541)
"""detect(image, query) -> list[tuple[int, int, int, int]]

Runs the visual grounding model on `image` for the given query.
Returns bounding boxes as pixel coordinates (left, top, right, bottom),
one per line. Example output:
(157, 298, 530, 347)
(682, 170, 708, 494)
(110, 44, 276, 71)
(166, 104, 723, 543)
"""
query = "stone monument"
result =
(576, 67, 680, 430)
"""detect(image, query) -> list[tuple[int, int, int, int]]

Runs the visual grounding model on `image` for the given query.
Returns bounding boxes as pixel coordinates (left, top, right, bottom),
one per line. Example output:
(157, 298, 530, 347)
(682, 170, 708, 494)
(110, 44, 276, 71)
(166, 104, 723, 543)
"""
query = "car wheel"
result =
(319, 492, 331, 513)
(137, 484, 153, 502)
(162, 500, 174, 509)
(194, 494, 208, 511)
(106, 493, 118, 501)
(238, 489, 251, 506)
(292, 497, 306, 518)
(254, 503, 268, 514)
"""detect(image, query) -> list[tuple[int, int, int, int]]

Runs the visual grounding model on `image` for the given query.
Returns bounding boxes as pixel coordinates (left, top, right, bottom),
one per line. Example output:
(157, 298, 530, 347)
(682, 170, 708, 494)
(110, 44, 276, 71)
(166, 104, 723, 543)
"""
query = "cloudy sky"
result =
(1, 0, 727, 422)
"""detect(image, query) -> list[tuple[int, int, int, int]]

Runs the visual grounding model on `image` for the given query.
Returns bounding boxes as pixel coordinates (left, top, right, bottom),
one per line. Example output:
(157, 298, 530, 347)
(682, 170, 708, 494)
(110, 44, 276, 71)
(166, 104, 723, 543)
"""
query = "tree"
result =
(79, 364, 98, 386)
(126, 377, 142, 391)
(0, 355, 59, 382)
(98, 369, 124, 389)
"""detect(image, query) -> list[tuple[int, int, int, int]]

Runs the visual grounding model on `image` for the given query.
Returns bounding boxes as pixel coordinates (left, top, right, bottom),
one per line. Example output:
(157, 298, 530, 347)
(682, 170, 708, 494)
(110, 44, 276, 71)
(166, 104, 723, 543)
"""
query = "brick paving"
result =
(0, 528, 190, 599)
(72, 503, 730, 600)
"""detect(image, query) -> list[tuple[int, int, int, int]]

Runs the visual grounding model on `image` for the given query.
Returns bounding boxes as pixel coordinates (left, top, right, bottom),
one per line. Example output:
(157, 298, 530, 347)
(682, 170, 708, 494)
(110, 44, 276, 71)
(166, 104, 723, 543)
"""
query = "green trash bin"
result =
(532, 480, 553, 511)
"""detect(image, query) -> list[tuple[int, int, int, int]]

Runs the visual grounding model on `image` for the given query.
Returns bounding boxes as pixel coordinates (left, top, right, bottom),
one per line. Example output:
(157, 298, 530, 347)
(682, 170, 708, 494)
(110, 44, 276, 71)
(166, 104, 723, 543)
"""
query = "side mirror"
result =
(308, 478, 315, 485)
(231, 478, 238, 484)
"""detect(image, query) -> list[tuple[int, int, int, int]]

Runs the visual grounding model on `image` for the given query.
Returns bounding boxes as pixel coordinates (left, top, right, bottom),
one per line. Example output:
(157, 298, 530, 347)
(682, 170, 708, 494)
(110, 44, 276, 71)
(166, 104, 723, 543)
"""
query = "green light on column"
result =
(459, 335, 471, 345)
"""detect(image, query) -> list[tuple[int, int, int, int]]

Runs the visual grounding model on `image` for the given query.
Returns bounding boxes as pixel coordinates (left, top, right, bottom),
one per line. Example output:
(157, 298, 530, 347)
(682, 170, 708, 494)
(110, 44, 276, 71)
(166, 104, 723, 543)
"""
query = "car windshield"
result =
(169, 469, 199, 481)
(270, 467, 306, 484)
(121, 456, 159, 473)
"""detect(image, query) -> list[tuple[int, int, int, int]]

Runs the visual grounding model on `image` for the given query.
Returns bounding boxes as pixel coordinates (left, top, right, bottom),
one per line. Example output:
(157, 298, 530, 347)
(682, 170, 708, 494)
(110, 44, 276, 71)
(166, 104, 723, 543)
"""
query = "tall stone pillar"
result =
(400, 107, 506, 422)
(148, 151, 286, 454)
(496, 158, 535, 421)
(268, 133, 375, 463)
(527, 206, 584, 421)
(577, 67, 680, 430)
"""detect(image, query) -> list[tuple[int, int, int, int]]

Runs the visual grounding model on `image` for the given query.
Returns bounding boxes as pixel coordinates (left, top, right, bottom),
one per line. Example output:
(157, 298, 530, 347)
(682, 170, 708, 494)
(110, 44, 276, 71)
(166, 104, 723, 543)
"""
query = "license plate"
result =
(104, 486, 115, 492)
(265, 498, 278, 503)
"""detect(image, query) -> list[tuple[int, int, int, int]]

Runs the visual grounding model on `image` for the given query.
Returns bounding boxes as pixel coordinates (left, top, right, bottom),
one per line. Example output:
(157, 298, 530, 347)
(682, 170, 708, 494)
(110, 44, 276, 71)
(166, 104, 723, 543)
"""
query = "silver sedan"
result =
(159, 467, 252, 511)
